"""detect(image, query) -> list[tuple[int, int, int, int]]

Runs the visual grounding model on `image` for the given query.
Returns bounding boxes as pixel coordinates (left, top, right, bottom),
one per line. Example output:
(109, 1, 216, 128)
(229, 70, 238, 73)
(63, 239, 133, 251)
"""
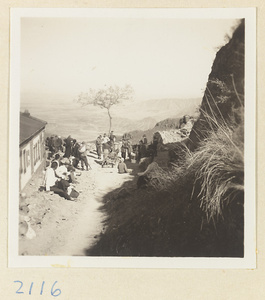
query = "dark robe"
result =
(64, 136, 73, 158)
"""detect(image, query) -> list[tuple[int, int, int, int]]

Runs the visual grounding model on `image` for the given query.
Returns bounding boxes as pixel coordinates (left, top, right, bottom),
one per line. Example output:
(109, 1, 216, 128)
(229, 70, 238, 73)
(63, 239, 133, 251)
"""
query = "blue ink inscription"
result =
(14, 281, 24, 294)
(14, 281, 61, 296)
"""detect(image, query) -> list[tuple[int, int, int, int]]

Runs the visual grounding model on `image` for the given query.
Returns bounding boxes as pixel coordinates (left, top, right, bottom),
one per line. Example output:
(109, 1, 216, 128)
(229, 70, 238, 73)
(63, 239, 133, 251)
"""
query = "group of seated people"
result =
(44, 135, 93, 201)
(45, 155, 81, 201)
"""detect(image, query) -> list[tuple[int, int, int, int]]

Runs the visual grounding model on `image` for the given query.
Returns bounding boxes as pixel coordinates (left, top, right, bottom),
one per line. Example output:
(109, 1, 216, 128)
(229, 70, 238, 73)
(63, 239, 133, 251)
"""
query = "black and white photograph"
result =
(9, 8, 256, 268)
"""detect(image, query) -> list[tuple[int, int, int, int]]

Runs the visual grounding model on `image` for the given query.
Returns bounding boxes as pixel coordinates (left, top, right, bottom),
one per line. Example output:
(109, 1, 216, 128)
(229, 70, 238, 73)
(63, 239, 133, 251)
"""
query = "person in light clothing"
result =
(78, 141, 92, 171)
(55, 162, 68, 180)
(45, 161, 73, 201)
(117, 158, 129, 174)
(102, 133, 110, 145)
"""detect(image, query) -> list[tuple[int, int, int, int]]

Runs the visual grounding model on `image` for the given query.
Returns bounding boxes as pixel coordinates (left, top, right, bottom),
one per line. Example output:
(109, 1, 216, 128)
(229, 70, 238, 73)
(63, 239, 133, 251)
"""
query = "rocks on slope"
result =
(188, 20, 245, 150)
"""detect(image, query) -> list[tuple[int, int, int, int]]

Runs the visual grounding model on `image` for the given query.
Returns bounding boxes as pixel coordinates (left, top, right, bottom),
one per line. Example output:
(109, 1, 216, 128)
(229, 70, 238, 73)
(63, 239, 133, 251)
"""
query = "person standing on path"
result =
(79, 141, 92, 171)
(64, 135, 73, 158)
(95, 135, 102, 159)
(102, 133, 110, 147)
(109, 131, 116, 151)
(127, 139, 132, 160)
(121, 138, 127, 160)
(72, 141, 81, 168)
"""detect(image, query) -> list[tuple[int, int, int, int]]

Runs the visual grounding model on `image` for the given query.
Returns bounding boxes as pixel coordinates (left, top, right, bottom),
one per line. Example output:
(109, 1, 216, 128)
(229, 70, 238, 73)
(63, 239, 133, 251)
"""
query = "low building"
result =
(20, 110, 47, 191)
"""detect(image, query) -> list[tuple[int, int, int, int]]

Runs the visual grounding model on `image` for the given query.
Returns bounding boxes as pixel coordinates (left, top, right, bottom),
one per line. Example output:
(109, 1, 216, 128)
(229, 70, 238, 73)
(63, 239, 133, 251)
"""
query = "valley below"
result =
(20, 96, 201, 141)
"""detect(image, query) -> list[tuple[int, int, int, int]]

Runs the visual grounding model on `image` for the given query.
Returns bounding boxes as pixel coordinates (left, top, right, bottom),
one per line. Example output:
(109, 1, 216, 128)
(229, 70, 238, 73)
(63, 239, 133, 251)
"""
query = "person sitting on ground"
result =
(101, 146, 118, 167)
(55, 158, 71, 180)
(45, 161, 74, 201)
(117, 157, 129, 174)
(58, 157, 78, 184)
(137, 159, 160, 189)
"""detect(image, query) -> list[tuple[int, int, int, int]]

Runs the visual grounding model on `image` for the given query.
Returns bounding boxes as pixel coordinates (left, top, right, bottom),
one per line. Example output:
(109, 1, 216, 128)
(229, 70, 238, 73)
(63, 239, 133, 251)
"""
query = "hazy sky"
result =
(21, 17, 238, 102)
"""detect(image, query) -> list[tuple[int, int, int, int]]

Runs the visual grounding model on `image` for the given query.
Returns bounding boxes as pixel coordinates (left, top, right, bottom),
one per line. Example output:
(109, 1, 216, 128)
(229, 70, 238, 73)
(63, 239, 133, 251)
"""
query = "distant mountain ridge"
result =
(21, 97, 201, 141)
(113, 97, 201, 122)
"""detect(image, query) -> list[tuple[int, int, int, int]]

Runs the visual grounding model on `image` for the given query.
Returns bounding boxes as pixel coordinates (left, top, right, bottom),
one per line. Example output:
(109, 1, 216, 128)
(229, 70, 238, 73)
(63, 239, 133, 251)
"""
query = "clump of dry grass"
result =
(147, 166, 180, 191)
(149, 93, 244, 223)
(187, 106, 244, 221)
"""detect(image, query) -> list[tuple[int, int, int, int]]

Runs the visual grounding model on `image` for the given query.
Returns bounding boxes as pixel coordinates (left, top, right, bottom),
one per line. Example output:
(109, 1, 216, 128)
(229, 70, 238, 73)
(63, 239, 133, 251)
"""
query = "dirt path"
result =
(19, 152, 136, 256)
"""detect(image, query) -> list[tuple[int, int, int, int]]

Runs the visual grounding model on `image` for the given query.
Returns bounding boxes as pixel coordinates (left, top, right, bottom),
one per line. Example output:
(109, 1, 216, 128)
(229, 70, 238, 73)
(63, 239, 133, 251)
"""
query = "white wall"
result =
(32, 132, 42, 173)
(20, 129, 45, 191)
(20, 142, 31, 190)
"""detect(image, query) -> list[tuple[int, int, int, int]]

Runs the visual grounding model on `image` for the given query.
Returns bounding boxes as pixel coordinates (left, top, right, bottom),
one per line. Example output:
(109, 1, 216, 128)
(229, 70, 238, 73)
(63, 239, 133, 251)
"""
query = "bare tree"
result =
(75, 85, 134, 134)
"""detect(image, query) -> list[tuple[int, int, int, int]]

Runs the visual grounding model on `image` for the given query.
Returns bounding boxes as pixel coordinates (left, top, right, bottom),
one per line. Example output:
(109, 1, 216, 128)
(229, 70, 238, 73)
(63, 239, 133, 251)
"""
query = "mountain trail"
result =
(19, 151, 135, 256)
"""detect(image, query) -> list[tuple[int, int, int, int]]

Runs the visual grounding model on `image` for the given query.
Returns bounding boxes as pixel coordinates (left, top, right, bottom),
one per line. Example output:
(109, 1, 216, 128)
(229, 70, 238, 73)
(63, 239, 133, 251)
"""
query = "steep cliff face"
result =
(188, 20, 245, 150)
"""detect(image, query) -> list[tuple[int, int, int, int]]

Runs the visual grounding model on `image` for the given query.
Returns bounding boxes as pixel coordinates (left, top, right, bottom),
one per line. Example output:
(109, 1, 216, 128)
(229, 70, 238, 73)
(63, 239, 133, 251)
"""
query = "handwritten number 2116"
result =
(14, 281, 61, 297)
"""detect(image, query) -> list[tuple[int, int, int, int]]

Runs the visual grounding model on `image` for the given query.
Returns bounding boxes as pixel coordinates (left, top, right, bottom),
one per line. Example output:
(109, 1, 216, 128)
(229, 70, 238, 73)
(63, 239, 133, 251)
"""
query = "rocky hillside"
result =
(188, 20, 244, 150)
(127, 116, 185, 144)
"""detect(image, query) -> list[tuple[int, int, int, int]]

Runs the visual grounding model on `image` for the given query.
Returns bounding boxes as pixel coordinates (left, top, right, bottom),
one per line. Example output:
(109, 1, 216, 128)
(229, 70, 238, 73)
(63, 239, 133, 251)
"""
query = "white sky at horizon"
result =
(21, 17, 238, 103)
